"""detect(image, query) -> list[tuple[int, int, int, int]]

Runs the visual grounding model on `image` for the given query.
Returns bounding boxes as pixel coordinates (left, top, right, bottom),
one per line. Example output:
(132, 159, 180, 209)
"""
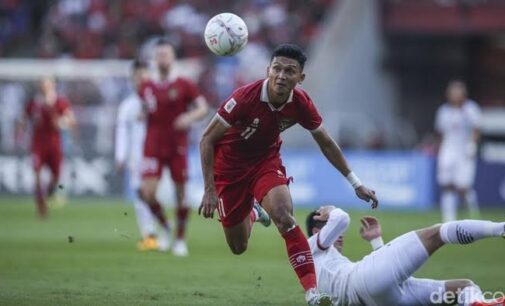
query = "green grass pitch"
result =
(0, 196, 503, 305)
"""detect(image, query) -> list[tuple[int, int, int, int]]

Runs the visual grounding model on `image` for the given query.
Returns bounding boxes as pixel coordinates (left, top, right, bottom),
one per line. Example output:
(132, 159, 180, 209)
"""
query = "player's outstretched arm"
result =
(359, 216, 384, 250)
(198, 115, 228, 218)
(174, 96, 209, 130)
(313, 206, 351, 249)
(311, 126, 378, 209)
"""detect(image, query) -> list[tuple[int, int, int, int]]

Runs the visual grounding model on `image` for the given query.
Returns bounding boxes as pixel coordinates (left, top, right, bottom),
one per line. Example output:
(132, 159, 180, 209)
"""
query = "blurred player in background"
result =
(435, 80, 482, 222)
(138, 39, 209, 256)
(199, 44, 377, 305)
(115, 60, 158, 251)
(17, 76, 76, 218)
(306, 205, 505, 306)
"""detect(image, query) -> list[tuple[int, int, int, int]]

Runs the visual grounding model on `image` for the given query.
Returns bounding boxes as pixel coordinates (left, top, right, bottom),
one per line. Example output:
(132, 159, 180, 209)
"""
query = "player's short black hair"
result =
(306, 210, 327, 237)
(132, 59, 148, 71)
(271, 44, 307, 70)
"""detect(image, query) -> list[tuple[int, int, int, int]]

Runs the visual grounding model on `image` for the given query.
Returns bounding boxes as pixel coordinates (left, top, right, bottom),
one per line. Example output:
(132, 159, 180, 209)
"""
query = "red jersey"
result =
(25, 96, 70, 152)
(139, 77, 200, 157)
(215, 79, 322, 176)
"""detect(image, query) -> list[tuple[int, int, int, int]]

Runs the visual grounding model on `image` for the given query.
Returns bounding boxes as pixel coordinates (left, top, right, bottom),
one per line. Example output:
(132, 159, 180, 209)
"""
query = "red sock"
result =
(176, 206, 190, 239)
(148, 200, 169, 230)
(35, 182, 47, 218)
(282, 225, 317, 291)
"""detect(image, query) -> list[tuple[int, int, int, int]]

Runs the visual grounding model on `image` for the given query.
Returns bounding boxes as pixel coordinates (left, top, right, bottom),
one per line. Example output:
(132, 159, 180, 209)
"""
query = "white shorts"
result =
(437, 153, 476, 189)
(349, 231, 442, 306)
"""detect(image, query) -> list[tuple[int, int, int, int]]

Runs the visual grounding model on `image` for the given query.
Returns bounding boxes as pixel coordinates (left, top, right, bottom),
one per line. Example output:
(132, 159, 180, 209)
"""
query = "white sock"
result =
(458, 284, 485, 306)
(441, 191, 458, 222)
(133, 198, 157, 239)
(464, 189, 480, 217)
(440, 220, 505, 244)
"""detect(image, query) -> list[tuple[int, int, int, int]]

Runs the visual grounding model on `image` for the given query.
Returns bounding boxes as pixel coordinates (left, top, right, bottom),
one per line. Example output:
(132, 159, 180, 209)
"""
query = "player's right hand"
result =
(355, 185, 379, 209)
(359, 216, 382, 241)
(198, 188, 219, 218)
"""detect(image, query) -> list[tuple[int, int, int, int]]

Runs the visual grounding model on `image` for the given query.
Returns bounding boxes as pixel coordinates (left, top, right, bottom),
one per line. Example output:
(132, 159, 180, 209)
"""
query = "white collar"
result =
(260, 79, 294, 104)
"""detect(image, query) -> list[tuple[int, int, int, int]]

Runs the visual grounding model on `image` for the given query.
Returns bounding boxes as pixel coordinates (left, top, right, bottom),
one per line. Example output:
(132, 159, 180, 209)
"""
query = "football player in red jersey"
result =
(138, 39, 208, 255)
(199, 44, 378, 305)
(18, 76, 76, 218)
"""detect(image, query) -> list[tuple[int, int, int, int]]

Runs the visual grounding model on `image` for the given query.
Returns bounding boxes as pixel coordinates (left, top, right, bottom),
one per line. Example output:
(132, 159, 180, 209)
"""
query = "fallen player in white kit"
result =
(306, 206, 505, 306)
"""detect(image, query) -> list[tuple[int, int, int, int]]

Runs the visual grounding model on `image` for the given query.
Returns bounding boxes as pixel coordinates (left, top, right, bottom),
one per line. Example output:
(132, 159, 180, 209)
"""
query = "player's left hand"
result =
(359, 216, 382, 241)
(174, 113, 192, 130)
(355, 185, 378, 209)
(313, 205, 337, 222)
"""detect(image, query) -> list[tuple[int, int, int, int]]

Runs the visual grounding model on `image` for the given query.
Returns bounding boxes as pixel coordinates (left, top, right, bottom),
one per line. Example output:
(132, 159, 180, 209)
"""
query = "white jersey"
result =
(308, 209, 360, 305)
(309, 209, 445, 306)
(435, 100, 481, 157)
(115, 93, 146, 171)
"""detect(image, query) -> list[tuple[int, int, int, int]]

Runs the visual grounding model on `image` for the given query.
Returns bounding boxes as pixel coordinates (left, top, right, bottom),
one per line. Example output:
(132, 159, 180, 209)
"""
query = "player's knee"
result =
(139, 187, 155, 203)
(229, 241, 248, 255)
(271, 209, 295, 233)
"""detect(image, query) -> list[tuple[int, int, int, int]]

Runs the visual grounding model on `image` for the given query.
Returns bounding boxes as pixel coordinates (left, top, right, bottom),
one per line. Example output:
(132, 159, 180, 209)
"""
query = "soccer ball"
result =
(204, 13, 248, 56)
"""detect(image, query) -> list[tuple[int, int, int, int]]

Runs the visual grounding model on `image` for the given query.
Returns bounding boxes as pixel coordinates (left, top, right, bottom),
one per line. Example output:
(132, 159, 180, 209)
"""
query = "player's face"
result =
(155, 44, 175, 72)
(133, 68, 149, 88)
(447, 84, 466, 105)
(40, 77, 55, 95)
(267, 57, 305, 97)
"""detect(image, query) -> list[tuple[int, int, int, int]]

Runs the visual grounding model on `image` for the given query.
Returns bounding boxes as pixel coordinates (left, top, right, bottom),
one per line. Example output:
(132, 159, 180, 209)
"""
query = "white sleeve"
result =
(115, 101, 130, 163)
(467, 102, 481, 129)
(434, 106, 445, 133)
(316, 208, 350, 250)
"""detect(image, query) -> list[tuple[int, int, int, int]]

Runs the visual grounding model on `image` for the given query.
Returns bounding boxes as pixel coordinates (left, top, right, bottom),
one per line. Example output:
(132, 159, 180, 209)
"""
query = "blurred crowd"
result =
(0, 0, 333, 59)
(0, 0, 335, 107)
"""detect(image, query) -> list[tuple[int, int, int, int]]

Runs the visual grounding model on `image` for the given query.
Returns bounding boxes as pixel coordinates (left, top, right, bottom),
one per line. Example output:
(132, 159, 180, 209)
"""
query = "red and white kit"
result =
(25, 96, 70, 178)
(138, 77, 201, 183)
(214, 79, 322, 227)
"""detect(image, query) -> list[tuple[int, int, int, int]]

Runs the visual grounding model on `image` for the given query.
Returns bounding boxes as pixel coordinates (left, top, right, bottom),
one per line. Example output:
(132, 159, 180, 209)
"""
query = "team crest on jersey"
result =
(168, 88, 178, 100)
(224, 98, 237, 113)
(278, 118, 295, 131)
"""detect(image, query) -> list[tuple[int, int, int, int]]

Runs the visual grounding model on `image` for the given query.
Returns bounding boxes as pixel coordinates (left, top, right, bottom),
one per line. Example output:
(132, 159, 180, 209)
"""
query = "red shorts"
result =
(141, 153, 188, 183)
(215, 157, 291, 228)
(31, 148, 62, 179)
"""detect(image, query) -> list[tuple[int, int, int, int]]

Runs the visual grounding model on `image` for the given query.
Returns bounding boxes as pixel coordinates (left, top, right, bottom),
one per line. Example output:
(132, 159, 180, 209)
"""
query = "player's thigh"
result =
(353, 232, 430, 301)
(437, 156, 456, 186)
(167, 153, 188, 184)
(398, 277, 446, 306)
(252, 157, 293, 221)
(140, 156, 162, 198)
(260, 185, 294, 228)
